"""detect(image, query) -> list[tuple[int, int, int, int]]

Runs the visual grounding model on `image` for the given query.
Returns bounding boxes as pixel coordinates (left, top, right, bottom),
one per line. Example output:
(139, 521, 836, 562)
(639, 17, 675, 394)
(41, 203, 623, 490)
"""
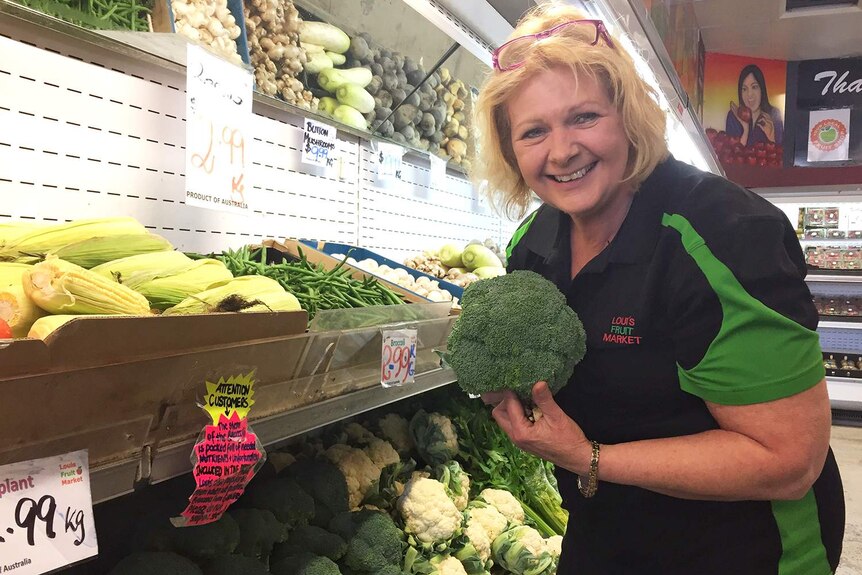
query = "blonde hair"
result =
(475, 4, 669, 219)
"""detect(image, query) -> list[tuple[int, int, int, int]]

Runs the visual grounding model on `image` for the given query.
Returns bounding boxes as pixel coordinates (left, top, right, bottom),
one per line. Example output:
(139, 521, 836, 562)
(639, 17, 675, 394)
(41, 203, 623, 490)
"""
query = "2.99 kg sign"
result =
(0, 450, 97, 574)
(184, 45, 254, 215)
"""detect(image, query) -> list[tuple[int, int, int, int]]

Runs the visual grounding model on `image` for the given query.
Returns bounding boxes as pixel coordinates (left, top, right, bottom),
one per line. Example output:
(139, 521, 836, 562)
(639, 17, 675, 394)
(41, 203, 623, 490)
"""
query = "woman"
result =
(726, 64, 784, 146)
(476, 5, 844, 574)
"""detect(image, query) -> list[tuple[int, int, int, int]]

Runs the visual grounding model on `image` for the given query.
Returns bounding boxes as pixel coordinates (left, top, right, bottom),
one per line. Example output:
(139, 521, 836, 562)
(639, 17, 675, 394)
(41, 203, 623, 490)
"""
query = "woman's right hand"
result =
(481, 391, 508, 407)
(730, 101, 749, 132)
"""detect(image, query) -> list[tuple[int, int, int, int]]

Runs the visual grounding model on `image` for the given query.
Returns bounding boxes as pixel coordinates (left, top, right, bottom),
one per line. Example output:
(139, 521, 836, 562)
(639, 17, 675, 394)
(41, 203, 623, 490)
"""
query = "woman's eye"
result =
(573, 113, 599, 124)
(522, 127, 545, 139)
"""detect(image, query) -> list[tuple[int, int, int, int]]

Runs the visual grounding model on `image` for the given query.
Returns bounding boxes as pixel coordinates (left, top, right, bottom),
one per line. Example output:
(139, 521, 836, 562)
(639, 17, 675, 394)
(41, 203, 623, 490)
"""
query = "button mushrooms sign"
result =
(0, 450, 97, 574)
(185, 44, 254, 215)
(302, 118, 338, 168)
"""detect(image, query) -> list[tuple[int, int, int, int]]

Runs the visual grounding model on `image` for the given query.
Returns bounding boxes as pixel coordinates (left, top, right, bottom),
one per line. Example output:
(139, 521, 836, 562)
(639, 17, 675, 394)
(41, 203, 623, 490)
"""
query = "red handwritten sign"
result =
(179, 413, 262, 526)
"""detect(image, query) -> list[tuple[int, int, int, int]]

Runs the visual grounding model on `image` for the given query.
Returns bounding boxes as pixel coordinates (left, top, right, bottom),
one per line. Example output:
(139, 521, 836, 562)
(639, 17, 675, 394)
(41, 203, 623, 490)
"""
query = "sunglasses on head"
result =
(492, 19, 615, 72)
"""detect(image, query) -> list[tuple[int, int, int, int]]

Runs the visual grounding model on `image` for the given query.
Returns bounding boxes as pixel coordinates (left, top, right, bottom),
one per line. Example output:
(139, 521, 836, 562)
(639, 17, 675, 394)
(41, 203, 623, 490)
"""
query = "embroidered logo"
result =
(602, 316, 642, 345)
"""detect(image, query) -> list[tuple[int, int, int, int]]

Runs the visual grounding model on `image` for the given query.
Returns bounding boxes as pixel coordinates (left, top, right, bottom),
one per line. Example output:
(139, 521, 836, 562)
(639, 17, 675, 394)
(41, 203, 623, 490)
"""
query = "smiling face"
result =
(507, 65, 632, 221)
(741, 73, 762, 112)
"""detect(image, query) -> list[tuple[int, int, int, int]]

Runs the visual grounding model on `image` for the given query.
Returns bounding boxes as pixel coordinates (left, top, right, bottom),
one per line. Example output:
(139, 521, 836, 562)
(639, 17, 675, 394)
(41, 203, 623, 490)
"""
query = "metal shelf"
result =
(808, 273, 862, 283)
(90, 368, 456, 504)
(827, 376, 862, 411)
(819, 320, 862, 330)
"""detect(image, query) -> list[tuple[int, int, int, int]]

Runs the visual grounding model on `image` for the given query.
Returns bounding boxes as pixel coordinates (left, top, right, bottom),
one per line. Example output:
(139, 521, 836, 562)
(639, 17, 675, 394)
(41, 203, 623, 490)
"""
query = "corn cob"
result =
(91, 250, 194, 284)
(27, 315, 80, 340)
(163, 275, 301, 315)
(0, 221, 40, 252)
(23, 257, 152, 315)
(93, 253, 233, 310)
(49, 233, 174, 269)
(0, 263, 46, 337)
(1, 217, 147, 261)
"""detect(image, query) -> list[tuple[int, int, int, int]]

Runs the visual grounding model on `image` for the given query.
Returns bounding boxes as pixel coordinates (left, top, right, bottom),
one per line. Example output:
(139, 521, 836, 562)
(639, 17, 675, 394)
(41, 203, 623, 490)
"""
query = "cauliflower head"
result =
(409, 410, 459, 466)
(464, 520, 492, 563)
(363, 438, 400, 472)
(398, 477, 462, 546)
(491, 525, 554, 575)
(434, 555, 469, 575)
(325, 444, 380, 509)
(466, 502, 508, 544)
(545, 534, 563, 558)
(377, 413, 413, 455)
(478, 488, 525, 525)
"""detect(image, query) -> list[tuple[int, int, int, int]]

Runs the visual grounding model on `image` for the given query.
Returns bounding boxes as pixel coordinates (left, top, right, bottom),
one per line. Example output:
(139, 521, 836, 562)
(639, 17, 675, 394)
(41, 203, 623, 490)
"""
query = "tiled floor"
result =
(833, 425, 862, 575)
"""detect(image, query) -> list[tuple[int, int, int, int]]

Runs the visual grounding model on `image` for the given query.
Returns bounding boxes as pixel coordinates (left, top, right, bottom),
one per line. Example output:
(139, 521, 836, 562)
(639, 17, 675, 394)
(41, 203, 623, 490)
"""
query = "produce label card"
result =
(302, 118, 338, 168)
(381, 329, 417, 387)
(429, 153, 448, 191)
(376, 142, 404, 181)
(185, 44, 254, 215)
(0, 450, 98, 574)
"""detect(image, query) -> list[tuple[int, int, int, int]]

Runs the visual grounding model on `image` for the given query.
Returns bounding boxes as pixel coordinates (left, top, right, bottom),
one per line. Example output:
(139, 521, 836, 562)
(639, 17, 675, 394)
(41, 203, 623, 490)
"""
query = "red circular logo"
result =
(810, 118, 847, 152)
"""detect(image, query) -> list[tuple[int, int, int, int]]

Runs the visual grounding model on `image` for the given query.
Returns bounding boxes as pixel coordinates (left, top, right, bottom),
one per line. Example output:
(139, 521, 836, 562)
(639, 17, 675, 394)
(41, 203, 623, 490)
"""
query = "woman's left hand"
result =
(755, 111, 776, 142)
(491, 381, 593, 475)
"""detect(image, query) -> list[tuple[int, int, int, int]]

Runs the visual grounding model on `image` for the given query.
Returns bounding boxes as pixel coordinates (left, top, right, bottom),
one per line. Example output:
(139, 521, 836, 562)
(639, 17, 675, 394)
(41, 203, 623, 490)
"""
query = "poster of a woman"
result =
(726, 64, 784, 146)
(703, 53, 787, 168)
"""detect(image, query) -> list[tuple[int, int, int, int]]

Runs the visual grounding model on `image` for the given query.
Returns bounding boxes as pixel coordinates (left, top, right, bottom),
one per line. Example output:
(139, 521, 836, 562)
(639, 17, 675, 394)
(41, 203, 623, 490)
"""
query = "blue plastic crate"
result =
(300, 240, 465, 302)
(166, 0, 251, 65)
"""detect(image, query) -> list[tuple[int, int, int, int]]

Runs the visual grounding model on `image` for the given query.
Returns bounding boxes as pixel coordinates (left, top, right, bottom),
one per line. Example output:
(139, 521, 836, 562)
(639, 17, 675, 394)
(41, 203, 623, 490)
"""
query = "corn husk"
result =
(0, 221, 41, 252)
(2, 217, 147, 261)
(91, 250, 194, 284)
(23, 257, 152, 315)
(27, 315, 82, 340)
(49, 233, 174, 269)
(163, 275, 301, 315)
(0, 263, 46, 337)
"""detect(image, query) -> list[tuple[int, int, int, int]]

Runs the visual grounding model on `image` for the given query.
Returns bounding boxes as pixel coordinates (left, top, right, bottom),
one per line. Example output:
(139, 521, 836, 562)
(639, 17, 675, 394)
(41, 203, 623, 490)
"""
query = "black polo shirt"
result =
(507, 156, 844, 575)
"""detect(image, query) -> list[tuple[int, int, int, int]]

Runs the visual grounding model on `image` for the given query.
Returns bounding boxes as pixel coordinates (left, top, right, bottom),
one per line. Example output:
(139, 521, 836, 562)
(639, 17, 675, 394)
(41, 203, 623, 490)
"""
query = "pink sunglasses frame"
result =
(491, 19, 616, 72)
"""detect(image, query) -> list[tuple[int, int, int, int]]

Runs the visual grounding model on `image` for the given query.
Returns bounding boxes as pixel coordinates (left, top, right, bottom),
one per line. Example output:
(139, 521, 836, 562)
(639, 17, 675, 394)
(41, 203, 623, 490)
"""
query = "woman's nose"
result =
(548, 130, 578, 166)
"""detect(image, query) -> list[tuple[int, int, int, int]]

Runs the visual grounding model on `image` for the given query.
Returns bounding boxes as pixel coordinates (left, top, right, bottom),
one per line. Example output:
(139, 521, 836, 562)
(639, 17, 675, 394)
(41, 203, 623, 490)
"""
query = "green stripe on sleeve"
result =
(661, 213, 825, 406)
(772, 491, 832, 575)
(506, 210, 538, 260)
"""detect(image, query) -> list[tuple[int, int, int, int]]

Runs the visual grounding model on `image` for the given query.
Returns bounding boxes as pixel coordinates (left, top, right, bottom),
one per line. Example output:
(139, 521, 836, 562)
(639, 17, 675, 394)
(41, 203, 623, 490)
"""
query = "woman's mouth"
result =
(550, 162, 597, 183)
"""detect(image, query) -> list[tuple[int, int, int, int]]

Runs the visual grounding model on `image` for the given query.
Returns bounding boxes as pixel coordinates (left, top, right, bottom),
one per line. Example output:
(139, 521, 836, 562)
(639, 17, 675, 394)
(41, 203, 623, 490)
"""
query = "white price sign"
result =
(429, 153, 448, 191)
(381, 329, 417, 387)
(185, 44, 254, 214)
(302, 118, 338, 168)
(376, 142, 404, 181)
(0, 450, 97, 574)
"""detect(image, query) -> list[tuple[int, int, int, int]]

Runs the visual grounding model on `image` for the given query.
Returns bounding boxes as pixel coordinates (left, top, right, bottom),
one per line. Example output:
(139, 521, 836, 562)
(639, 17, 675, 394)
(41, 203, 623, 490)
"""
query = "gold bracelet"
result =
(577, 441, 600, 498)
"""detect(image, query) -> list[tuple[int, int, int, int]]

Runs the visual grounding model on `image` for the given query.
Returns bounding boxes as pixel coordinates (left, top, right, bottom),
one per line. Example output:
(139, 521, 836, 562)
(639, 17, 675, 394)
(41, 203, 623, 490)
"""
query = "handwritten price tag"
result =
(185, 44, 253, 214)
(0, 450, 97, 574)
(302, 118, 338, 168)
(381, 329, 417, 388)
(377, 142, 404, 181)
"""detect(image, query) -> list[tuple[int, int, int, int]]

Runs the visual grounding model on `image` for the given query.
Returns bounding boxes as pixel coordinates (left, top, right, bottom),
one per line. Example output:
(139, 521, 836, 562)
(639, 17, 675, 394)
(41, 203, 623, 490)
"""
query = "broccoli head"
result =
(108, 552, 202, 575)
(202, 554, 271, 575)
(228, 508, 287, 561)
(283, 457, 350, 527)
(271, 552, 343, 575)
(271, 525, 347, 562)
(142, 513, 240, 560)
(243, 477, 315, 528)
(443, 270, 586, 402)
(328, 509, 403, 573)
